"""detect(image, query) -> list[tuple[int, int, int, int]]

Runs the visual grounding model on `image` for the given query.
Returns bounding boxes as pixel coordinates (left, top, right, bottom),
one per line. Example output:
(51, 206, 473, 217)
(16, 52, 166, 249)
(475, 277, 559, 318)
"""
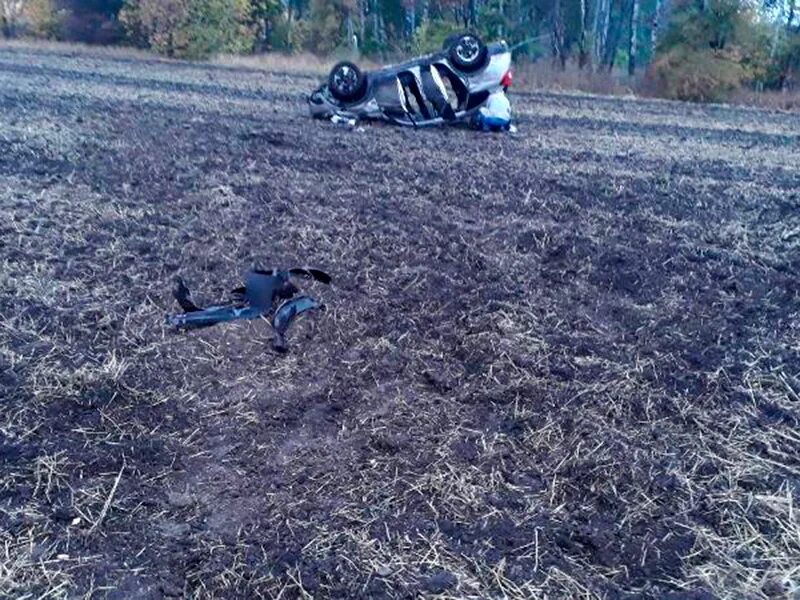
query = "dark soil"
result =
(1, 43, 799, 599)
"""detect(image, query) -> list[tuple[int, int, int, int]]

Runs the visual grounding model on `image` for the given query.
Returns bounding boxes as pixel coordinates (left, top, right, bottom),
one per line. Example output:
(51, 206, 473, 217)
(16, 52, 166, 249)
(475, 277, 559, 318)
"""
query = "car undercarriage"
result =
(308, 34, 513, 127)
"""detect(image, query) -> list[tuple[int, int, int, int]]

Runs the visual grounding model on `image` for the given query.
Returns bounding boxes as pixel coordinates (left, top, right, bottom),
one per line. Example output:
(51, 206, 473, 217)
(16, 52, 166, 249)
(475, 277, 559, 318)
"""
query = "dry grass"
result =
(0, 38, 166, 62)
(729, 87, 800, 112)
(513, 60, 636, 97)
(212, 51, 335, 77)
(212, 51, 381, 78)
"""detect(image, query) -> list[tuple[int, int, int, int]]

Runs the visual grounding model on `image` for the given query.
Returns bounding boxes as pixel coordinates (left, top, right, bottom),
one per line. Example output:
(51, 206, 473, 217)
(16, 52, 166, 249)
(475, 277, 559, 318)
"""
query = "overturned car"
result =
(308, 33, 512, 128)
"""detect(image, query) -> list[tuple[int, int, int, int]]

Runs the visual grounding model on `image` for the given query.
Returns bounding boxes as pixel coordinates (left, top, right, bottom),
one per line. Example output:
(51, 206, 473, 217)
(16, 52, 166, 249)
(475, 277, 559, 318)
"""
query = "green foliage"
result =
(119, 0, 189, 54)
(614, 47, 629, 69)
(250, 0, 281, 22)
(650, 46, 751, 101)
(476, 1, 510, 40)
(766, 30, 800, 89)
(307, 0, 343, 54)
(657, 0, 760, 53)
(410, 20, 462, 55)
(268, 12, 308, 52)
(119, 0, 252, 58)
(650, 0, 765, 101)
(184, 0, 253, 58)
(24, 0, 62, 39)
(249, 0, 281, 49)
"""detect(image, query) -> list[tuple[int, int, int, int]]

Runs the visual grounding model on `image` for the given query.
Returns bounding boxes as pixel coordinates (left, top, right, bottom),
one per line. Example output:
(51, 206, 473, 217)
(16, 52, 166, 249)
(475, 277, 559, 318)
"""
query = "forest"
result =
(1, 0, 799, 101)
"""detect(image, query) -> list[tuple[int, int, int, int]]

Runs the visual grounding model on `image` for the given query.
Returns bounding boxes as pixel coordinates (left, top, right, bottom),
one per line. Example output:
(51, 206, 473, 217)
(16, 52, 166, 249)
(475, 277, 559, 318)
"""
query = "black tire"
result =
(328, 61, 367, 102)
(448, 33, 488, 73)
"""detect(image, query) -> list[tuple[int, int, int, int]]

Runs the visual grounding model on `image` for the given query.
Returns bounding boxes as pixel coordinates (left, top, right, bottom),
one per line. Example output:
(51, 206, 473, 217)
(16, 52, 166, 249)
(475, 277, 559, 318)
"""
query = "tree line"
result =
(2, 0, 798, 99)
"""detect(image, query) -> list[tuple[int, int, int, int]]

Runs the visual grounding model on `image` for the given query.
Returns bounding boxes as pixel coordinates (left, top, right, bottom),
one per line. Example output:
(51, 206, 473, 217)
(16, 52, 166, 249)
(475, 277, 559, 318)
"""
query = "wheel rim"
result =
(333, 65, 359, 95)
(455, 37, 480, 64)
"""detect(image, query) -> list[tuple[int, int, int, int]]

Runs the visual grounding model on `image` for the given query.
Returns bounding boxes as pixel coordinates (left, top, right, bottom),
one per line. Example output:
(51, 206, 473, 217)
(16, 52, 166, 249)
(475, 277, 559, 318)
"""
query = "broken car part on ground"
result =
(308, 33, 513, 128)
(167, 267, 330, 352)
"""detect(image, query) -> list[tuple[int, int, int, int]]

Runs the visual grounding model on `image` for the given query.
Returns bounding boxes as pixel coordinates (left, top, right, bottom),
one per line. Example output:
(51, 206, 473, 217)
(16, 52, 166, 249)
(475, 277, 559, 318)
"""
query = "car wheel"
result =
(328, 61, 367, 102)
(448, 33, 488, 73)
